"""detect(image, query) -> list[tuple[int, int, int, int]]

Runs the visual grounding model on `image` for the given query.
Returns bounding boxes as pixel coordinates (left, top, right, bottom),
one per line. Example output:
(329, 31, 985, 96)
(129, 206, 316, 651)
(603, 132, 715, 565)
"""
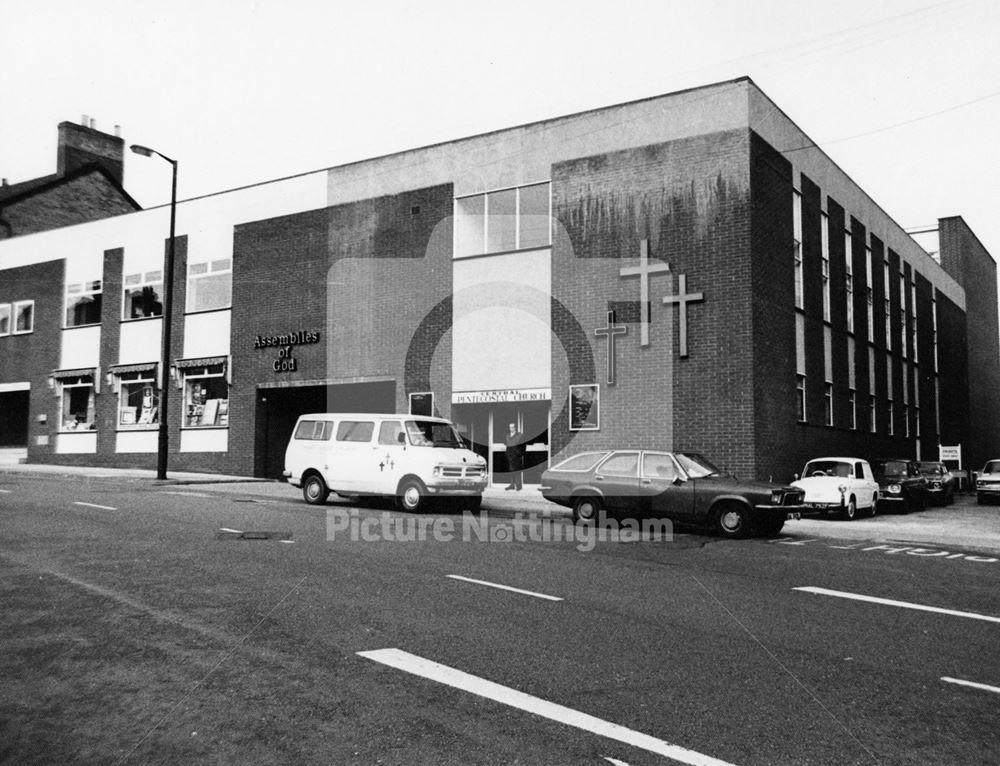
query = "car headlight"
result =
(889, 483, 901, 494)
(433, 466, 443, 477)
(771, 490, 782, 505)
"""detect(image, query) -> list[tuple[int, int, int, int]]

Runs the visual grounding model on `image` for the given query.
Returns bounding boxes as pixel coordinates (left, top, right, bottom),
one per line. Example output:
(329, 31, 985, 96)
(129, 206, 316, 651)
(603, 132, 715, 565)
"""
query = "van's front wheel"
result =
(396, 478, 427, 512)
(302, 474, 329, 505)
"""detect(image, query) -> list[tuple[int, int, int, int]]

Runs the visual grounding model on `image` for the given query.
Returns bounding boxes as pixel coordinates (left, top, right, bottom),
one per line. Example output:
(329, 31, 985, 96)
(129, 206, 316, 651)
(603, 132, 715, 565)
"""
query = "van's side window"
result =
(378, 421, 404, 445)
(337, 420, 374, 442)
(294, 420, 333, 440)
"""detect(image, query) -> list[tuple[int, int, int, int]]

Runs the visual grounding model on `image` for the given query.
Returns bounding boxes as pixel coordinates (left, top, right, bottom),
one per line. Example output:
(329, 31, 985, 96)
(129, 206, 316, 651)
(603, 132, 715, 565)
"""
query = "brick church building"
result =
(1, 77, 998, 483)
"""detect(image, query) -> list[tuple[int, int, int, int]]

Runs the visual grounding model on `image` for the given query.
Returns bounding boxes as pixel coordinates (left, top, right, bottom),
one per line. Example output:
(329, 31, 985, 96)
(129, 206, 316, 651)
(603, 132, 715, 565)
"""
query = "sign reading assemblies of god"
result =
(253, 329, 321, 373)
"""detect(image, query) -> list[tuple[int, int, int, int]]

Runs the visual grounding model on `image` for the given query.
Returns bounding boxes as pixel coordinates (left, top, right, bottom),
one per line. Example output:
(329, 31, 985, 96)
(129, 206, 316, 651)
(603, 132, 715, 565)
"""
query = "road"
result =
(1, 472, 998, 765)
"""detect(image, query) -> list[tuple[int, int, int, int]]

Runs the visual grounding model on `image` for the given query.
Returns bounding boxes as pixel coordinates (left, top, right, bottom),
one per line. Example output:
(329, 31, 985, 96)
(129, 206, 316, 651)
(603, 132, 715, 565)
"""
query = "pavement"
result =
(2, 461, 999, 552)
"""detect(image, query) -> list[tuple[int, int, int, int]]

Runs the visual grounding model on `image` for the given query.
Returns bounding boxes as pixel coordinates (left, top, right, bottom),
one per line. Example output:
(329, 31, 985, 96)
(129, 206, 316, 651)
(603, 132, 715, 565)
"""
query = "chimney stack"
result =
(57, 119, 125, 184)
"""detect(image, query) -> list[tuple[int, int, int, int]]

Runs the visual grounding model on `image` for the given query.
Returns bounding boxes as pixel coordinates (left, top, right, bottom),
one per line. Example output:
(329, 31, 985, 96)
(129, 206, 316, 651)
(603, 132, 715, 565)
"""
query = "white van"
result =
(283, 413, 488, 511)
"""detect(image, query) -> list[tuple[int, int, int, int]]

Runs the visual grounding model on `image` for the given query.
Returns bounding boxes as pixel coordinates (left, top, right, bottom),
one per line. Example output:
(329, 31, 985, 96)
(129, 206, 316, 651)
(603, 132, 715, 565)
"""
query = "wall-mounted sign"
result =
(452, 388, 551, 404)
(254, 329, 321, 373)
(569, 384, 599, 431)
(409, 392, 434, 416)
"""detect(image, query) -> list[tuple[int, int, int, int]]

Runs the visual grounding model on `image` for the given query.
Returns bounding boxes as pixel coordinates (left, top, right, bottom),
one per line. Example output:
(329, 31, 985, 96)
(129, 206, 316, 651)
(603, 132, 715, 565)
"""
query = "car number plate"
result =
(786, 511, 802, 520)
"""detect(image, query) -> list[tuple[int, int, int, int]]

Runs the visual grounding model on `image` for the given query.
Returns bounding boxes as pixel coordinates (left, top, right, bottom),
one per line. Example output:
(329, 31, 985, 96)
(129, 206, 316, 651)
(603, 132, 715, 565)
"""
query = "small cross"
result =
(619, 238, 670, 346)
(595, 310, 628, 385)
(662, 274, 704, 358)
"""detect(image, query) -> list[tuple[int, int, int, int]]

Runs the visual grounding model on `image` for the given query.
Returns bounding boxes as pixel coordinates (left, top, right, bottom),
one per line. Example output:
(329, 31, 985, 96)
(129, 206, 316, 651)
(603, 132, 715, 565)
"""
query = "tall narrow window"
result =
(899, 270, 907, 358)
(0, 303, 9, 336)
(796, 375, 806, 422)
(883, 260, 892, 349)
(869, 395, 877, 433)
(13, 300, 34, 334)
(849, 389, 857, 430)
(821, 213, 830, 322)
(824, 383, 833, 426)
(845, 229, 854, 334)
(865, 247, 874, 342)
(793, 191, 804, 309)
(911, 279, 919, 363)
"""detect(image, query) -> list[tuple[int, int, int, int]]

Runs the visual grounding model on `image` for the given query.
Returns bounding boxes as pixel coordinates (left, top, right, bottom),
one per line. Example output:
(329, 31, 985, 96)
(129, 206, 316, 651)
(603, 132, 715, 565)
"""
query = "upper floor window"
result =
(187, 258, 232, 313)
(883, 261, 892, 349)
(821, 213, 830, 322)
(0, 304, 9, 336)
(899, 271, 907, 357)
(66, 280, 102, 327)
(865, 247, 874, 342)
(454, 182, 550, 258)
(910, 280, 919, 363)
(14, 300, 34, 334)
(844, 230, 854, 334)
(793, 191, 803, 309)
(123, 270, 163, 319)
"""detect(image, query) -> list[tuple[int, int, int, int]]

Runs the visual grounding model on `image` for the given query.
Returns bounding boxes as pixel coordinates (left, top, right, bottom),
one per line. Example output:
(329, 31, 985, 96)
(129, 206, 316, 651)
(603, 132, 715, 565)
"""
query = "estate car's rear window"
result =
(551, 452, 610, 472)
(294, 420, 333, 440)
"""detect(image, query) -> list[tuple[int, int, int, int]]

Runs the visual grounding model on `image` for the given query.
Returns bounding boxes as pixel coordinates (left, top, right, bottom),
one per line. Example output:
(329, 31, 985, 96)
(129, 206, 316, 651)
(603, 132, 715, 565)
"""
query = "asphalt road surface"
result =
(2, 473, 998, 765)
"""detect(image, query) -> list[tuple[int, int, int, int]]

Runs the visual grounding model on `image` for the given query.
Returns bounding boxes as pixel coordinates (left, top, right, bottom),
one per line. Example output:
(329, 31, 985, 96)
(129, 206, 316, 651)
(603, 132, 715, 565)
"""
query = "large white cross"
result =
(662, 274, 704, 358)
(619, 238, 670, 346)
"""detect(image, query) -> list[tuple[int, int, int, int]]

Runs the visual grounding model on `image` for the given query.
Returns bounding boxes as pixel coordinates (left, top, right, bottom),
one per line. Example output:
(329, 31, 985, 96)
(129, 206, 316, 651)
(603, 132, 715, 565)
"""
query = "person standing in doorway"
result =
(505, 422, 525, 491)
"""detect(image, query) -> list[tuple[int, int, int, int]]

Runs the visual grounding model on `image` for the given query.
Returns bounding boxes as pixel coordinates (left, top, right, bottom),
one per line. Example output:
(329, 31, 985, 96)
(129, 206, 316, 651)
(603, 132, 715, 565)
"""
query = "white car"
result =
(976, 459, 1000, 505)
(791, 457, 880, 520)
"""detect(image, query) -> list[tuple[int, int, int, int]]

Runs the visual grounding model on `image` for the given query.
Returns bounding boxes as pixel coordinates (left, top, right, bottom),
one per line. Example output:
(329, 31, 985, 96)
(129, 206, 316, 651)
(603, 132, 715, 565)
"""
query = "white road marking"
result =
(446, 574, 563, 602)
(73, 501, 117, 511)
(159, 490, 212, 498)
(219, 527, 244, 534)
(358, 648, 738, 766)
(942, 677, 1000, 694)
(603, 757, 633, 765)
(0, 489, 12, 493)
(794, 586, 1000, 624)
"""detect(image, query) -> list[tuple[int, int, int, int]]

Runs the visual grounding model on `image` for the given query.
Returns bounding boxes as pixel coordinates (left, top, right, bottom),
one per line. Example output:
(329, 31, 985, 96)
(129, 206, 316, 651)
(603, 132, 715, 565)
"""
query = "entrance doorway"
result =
(255, 380, 395, 478)
(0, 389, 30, 447)
(451, 400, 549, 486)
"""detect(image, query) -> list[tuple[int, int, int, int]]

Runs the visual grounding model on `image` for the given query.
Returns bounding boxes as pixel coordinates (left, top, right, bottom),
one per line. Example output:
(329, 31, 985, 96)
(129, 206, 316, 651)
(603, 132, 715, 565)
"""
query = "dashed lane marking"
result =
(0, 489, 12, 493)
(794, 586, 1000, 624)
(446, 574, 563, 602)
(941, 677, 1000, 695)
(358, 648, 738, 766)
(73, 501, 118, 511)
(159, 490, 212, 498)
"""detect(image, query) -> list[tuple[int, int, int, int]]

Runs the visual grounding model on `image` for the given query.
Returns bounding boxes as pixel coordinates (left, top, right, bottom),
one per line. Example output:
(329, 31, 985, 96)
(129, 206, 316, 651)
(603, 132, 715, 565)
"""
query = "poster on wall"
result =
(569, 384, 599, 431)
(409, 392, 434, 417)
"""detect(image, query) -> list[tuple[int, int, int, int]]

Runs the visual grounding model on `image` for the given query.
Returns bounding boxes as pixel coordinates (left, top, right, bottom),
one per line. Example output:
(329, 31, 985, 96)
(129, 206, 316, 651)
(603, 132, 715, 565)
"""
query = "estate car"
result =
(539, 450, 806, 538)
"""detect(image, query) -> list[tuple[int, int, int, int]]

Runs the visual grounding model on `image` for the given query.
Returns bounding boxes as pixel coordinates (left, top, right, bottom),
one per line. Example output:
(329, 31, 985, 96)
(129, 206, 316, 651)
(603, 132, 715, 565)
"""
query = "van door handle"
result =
(641, 479, 652, 485)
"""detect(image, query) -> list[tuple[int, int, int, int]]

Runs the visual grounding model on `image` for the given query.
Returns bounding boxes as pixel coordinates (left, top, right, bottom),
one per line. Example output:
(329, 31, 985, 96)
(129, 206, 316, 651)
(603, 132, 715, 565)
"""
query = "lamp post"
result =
(130, 143, 177, 480)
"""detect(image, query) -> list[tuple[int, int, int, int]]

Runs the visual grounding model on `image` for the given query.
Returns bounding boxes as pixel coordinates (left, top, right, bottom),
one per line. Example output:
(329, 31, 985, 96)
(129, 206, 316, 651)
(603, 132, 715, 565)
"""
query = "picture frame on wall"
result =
(569, 384, 599, 431)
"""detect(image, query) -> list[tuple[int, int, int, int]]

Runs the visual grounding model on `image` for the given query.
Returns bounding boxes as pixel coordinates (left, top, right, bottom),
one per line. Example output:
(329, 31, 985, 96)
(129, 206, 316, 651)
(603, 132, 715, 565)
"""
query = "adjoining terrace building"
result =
(1, 77, 998, 484)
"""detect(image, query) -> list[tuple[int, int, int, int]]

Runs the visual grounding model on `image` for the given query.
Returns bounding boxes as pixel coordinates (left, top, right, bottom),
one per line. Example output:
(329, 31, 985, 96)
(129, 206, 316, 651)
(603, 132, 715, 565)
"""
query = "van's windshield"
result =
(405, 420, 463, 448)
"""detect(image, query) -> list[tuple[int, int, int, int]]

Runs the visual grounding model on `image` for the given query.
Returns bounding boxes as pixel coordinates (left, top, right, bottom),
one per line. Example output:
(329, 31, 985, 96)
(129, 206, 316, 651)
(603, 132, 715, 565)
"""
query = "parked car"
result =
(539, 450, 806, 538)
(916, 461, 956, 506)
(284, 413, 487, 511)
(791, 457, 879, 520)
(872, 459, 929, 513)
(976, 459, 1000, 505)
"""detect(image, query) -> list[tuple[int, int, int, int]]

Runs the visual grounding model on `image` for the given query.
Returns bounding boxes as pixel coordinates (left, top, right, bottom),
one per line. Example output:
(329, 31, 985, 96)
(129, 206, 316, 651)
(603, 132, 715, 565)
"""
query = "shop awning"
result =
(173, 356, 228, 370)
(110, 362, 157, 375)
(50, 367, 95, 379)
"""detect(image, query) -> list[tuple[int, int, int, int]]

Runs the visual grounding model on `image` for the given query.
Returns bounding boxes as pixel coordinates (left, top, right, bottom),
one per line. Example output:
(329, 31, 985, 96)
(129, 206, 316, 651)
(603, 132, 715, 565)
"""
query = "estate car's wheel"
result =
(302, 474, 329, 505)
(842, 498, 857, 521)
(396, 478, 428, 513)
(757, 516, 785, 538)
(572, 495, 601, 525)
(716, 503, 751, 539)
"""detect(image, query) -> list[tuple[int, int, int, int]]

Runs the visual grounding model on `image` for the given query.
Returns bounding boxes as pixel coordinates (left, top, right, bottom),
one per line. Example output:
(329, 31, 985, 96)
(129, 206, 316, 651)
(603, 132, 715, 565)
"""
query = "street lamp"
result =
(130, 143, 177, 480)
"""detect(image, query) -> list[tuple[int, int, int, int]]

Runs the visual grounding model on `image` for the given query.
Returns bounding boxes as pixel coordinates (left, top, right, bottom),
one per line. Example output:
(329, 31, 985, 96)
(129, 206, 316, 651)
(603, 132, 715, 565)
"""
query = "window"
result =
(915, 407, 921, 438)
(183, 364, 229, 427)
(0, 304, 9, 336)
(821, 213, 830, 322)
(845, 230, 854, 334)
(117, 370, 159, 427)
(796, 375, 806, 422)
(336, 421, 374, 442)
(848, 389, 857, 430)
(60, 376, 95, 431)
(598, 452, 639, 477)
(123, 270, 163, 319)
(12, 300, 34, 334)
(65, 280, 102, 327)
(899, 271, 907, 357)
(888, 399, 894, 436)
(883, 261, 891, 348)
(869, 395, 877, 433)
(911, 280, 919, 363)
(903, 404, 910, 438)
(643, 453, 679, 480)
(378, 420, 404, 445)
(187, 259, 232, 313)
(865, 247, 874, 342)
(824, 383, 833, 426)
(793, 191, 803, 309)
(454, 182, 551, 257)
(294, 420, 333, 440)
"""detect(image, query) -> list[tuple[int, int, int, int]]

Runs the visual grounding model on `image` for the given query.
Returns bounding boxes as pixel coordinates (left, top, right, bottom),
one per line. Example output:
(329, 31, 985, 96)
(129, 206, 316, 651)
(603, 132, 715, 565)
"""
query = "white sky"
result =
(3, 0, 999, 266)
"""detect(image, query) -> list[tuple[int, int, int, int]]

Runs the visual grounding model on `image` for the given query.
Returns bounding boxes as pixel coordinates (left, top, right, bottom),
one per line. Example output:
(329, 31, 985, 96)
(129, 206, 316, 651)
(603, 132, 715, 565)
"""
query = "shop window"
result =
(454, 182, 551, 257)
(13, 300, 34, 334)
(187, 259, 232, 313)
(0, 303, 10, 336)
(117, 370, 159, 428)
(60, 376, 95, 431)
(123, 271, 163, 319)
(65, 280, 102, 327)
(183, 364, 229, 427)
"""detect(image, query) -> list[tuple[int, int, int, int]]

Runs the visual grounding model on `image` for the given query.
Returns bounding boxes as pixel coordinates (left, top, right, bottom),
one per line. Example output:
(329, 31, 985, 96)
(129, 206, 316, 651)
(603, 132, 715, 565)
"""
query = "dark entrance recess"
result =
(0, 390, 30, 447)
(254, 381, 395, 479)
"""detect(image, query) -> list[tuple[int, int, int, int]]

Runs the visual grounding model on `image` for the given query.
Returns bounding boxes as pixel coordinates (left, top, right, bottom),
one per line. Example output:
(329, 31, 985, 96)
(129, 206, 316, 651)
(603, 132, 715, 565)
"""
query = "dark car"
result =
(539, 450, 806, 538)
(873, 459, 929, 513)
(916, 461, 956, 506)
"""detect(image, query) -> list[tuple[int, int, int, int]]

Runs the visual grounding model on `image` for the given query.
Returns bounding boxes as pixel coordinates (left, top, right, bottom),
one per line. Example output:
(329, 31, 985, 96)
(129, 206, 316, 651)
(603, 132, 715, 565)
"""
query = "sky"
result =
(3, 0, 999, 267)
